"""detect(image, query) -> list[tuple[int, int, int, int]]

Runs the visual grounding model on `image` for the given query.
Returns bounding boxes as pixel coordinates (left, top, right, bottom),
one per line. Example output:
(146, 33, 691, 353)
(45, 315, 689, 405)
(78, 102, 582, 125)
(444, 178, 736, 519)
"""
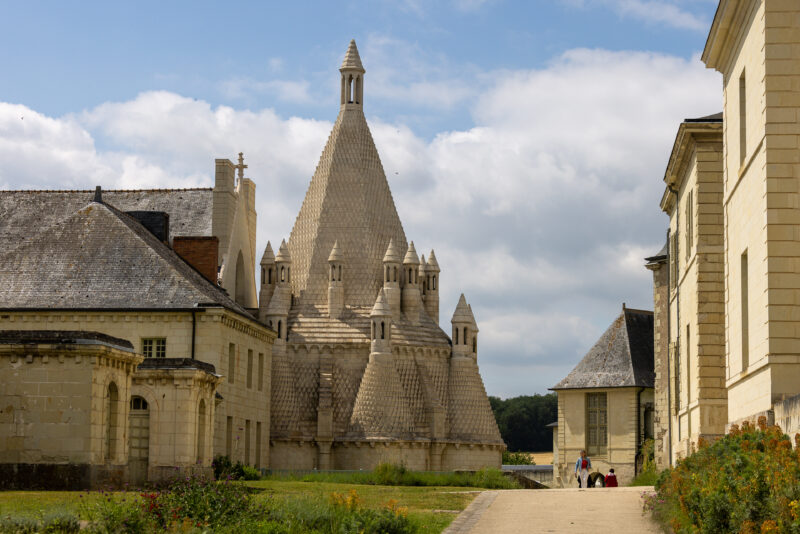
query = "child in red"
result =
(604, 468, 618, 487)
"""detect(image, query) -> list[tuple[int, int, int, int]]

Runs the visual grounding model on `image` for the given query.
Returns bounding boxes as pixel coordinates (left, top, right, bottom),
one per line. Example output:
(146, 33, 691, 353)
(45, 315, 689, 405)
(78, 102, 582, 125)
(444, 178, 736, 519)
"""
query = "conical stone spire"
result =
(328, 240, 343, 262)
(452, 294, 475, 324)
(260, 241, 275, 264)
(340, 39, 365, 72)
(288, 41, 407, 309)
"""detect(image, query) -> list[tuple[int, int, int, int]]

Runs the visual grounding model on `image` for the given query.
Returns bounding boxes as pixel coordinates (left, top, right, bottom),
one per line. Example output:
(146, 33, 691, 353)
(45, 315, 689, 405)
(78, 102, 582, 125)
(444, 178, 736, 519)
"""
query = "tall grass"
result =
(264, 463, 519, 489)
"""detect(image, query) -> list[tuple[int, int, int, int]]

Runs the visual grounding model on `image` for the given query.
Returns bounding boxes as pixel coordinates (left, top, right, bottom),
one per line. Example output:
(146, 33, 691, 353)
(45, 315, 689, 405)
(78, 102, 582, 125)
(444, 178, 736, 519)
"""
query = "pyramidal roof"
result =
(551, 308, 654, 390)
(288, 41, 408, 308)
(340, 39, 365, 72)
(260, 241, 275, 264)
(451, 294, 476, 325)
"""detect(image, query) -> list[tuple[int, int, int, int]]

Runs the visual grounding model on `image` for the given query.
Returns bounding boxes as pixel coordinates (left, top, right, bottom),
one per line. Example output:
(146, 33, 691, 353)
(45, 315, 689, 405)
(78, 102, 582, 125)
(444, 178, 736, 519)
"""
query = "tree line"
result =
(490, 393, 557, 452)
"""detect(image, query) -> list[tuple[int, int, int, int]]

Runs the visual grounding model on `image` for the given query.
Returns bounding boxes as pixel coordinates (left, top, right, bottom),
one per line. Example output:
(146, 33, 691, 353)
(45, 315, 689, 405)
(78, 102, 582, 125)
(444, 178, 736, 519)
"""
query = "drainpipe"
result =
(191, 310, 197, 360)
(665, 228, 673, 467)
(635, 386, 643, 477)
(668, 186, 681, 468)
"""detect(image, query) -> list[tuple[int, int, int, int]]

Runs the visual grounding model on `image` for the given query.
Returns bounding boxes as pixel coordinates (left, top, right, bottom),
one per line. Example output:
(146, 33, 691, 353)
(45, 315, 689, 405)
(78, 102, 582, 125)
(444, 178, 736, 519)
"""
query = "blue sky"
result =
(0, 0, 722, 397)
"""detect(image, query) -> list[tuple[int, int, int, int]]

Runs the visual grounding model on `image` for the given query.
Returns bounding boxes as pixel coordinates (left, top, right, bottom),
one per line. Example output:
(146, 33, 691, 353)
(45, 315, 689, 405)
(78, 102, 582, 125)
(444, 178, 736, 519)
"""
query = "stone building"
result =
(650, 0, 800, 467)
(551, 306, 655, 486)
(260, 40, 504, 471)
(0, 179, 275, 487)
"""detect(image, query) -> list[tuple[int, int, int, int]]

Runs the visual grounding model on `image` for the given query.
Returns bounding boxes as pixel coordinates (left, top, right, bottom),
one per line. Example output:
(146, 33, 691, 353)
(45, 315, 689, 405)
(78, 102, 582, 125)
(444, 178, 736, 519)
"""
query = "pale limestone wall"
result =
(0, 343, 141, 468)
(649, 262, 670, 469)
(0, 309, 274, 469)
(556, 388, 648, 486)
(665, 137, 727, 462)
(131, 368, 219, 480)
(718, 0, 800, 423)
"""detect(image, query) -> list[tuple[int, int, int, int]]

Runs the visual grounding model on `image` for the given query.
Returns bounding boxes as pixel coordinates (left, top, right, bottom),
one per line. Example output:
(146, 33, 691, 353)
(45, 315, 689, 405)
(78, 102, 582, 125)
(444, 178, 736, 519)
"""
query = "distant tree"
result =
(490, 393, 557, 452)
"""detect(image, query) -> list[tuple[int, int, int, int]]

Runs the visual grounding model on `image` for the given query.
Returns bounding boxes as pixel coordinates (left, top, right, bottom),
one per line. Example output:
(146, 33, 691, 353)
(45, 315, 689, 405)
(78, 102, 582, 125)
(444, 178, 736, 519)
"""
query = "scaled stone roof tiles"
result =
(0, 199, 252, 318)
(0, 188, 213, 252)
(0, 330, 134, 350)
(551, 307, 654, 390)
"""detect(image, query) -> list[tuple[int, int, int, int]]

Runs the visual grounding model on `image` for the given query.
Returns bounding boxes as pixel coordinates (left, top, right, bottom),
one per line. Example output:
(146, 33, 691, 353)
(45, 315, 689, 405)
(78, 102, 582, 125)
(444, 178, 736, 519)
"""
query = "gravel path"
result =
(444, 486, 661, 534)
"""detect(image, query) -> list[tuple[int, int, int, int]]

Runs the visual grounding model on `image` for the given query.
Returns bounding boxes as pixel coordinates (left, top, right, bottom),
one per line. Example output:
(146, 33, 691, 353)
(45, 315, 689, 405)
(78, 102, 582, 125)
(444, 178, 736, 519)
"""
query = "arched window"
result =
(106, 382, 119, 460)
(348, 75, 354, 103)
(331, 265, 336, 281)
(268, 320, 273, 328)
(355, 76, 362, 104)
(197, 399, 206, 463)
(386, 266, 390, 282)
(268, 268, 273, 284)
(381, 321, 385, 339)
(473, 336, 477, 353)
(288, 268, 291, 282)
(393, 267, 397, 282)
(463, 327, 468, 344)
(280, 266, 285, 282)
(454, 328, 459, 344)
(408, 268, 413, 283)
(235, 251, 246, 306)
(433, 275, 437, 290)
(371, 321, 375, 340)
(261, 267, 266, 285)
(277, 320, 282, 339)
(338, 265, 342, 281)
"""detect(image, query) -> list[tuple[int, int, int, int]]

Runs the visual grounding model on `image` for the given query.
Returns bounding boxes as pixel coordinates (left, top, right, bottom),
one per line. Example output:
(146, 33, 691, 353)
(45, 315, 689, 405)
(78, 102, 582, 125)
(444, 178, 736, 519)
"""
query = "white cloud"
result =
(0, 47, 720, 397)
(564, 0, 709, 31)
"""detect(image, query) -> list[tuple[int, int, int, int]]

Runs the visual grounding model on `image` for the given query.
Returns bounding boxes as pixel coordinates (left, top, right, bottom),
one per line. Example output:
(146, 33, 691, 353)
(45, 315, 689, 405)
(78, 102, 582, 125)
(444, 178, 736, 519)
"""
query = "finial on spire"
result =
(234, 152, 248, 181)
(340, 39, 365, 73)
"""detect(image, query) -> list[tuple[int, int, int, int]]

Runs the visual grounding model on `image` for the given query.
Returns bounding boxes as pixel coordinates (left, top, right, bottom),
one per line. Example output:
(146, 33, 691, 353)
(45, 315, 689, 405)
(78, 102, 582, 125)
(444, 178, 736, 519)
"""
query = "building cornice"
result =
(702, 0, 760, 73)
(660, 120, 723, 213)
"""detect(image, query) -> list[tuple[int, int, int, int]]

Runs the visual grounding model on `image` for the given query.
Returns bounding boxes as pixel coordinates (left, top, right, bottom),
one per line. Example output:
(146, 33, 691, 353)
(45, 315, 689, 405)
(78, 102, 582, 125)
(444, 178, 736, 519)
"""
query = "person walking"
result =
(575, 450, 591, 488)
(604, 468, 618, 487)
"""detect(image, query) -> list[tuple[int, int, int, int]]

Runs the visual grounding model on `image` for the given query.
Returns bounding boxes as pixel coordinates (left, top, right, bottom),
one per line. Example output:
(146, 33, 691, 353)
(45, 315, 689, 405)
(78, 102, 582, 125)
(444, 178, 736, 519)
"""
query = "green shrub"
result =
(41, 511, 80, 534)
(147, 475, 253, 529)
(240, 465, 261, 481)
(649, 418, 800, 533)
(213, 455, 260, 481)
(81, 495, 153, 534)
(631, 438, 658, 486)
(502, 451, 535, 465)
(0, 516, 39, 534)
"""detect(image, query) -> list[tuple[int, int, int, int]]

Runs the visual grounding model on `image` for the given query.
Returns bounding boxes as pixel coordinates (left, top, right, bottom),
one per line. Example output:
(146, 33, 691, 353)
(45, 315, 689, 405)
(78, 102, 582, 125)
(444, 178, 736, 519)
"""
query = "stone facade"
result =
(653, 0, 800, 464)
(261, 41, 504, 470)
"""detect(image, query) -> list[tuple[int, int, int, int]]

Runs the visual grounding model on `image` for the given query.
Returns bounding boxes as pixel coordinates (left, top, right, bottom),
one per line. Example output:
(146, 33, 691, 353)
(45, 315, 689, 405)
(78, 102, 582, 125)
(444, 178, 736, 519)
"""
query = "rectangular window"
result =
(228, 343, 236, 384)
(245, 419, 251, 465)
(256, 421, 262, 468)
(741, 250, 749, 372)
(258, 353, 264, 392)
(225, 416, 233, 456)
(669, 232, 679, 289)
(686, 325, 691, 403)
(261, 267, 266, 285)
(586, 393, 608, 456)
(685, 189, 693, 261)
(142, 338, 166, 358)
(739, 71, 747, 165)
(671, 342, 681, 413)
(247, 349, 254, 389)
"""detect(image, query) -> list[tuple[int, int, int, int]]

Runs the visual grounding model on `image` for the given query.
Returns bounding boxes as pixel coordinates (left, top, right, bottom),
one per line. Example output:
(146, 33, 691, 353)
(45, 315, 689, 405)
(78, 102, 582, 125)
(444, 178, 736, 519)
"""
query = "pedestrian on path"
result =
(604, 468, 618, 487)
(575, 450, 591, 488)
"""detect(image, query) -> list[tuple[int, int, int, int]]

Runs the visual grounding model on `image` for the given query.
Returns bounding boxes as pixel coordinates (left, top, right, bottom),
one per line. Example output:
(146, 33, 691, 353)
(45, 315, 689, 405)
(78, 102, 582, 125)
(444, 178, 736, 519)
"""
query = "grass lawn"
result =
(0, 481, 479, 533)
(246, 480, 480, 532)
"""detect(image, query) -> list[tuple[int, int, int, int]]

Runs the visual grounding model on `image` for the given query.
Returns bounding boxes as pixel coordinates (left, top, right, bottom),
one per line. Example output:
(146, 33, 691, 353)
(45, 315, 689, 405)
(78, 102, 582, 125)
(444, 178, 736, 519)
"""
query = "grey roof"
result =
(551, 308, 654, 390)
(137, 357, 217, 375)
(0, 189, 213, 252)
(645, 239, 669, 264)
(685, 112, 723, 123)
(0, 330, 134, 351)
(0, 199, 252, 318)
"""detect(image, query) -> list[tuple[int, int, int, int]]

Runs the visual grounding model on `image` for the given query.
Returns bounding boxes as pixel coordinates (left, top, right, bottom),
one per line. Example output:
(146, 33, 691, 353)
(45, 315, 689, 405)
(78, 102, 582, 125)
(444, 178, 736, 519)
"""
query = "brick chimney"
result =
(173, 236, 219, 284)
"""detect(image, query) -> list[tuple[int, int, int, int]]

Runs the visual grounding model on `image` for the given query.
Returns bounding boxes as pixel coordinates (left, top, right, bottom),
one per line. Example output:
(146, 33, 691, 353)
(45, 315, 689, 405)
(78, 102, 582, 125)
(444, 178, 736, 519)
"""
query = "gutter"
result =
(191, 309, 197, 360)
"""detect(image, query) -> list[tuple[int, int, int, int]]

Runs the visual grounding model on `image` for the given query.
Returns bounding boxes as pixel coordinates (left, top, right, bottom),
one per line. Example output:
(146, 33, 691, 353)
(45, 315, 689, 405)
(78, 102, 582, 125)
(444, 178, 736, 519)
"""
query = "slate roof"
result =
(645, 240, 669, 264)
(0, 330, 134, 351)
(0, 189, 213, 252)
(685, 112, 723, 123)
(0, 199, 252, 319)
(551, 307, 654, 390)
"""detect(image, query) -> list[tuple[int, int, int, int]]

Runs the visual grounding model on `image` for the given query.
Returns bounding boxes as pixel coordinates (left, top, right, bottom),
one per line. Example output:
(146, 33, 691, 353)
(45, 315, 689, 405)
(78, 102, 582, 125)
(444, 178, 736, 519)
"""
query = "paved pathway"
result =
(444, 487, 660, 534)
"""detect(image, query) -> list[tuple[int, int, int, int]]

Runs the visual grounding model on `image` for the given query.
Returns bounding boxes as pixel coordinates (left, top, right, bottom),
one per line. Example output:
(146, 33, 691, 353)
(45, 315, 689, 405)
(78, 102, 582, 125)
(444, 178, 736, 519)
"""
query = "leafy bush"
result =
(213, 455, 260, 481)
(81, 494, 153, 534)
(649, 418, 800, 533)
(630, 438, 658, 486)
(146, 475, 252, 529)
(0, 516, 39, 534)
(502, 451, 535, 465)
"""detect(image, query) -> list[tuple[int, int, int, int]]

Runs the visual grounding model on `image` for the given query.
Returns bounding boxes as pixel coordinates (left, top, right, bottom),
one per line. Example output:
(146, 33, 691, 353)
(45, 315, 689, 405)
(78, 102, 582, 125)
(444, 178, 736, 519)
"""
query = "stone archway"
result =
(128, 396, 150, 485)
(235, 251, 246, 305)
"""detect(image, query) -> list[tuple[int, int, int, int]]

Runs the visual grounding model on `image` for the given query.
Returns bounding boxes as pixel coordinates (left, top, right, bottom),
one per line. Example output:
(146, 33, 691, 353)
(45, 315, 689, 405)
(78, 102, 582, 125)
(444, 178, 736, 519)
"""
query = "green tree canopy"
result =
(490, 393, 557, 453)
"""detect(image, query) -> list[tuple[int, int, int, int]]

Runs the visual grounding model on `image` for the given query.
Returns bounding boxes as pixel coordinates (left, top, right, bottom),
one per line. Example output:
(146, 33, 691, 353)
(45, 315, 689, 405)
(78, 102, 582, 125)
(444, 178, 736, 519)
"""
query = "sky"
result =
(0, 0, 723, 398)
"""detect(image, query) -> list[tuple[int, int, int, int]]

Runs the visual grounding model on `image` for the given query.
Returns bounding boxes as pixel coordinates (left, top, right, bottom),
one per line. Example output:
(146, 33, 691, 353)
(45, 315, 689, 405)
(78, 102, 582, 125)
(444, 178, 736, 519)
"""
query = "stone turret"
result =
(451, 294, 478, 359)
(402, 242, 421, 323)
(328, 240, 344, 319)
(382, 239, 402, 316)
(267, 240, 292, 342)
(425, 249, 440, 324)
(340, 39, 365, 109)
(258, 241, 275, 321)
(348, 289, 413, 439)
